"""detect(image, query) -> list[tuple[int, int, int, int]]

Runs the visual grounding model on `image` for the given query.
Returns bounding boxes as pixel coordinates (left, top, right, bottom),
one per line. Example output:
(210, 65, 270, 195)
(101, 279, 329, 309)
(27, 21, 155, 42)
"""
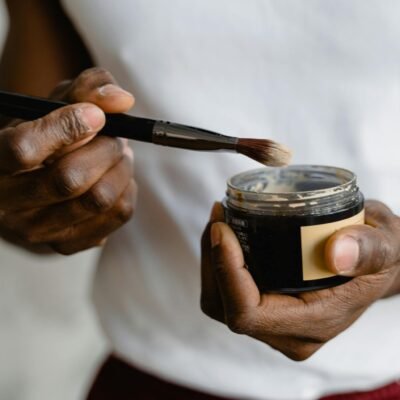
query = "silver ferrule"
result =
(152, 121, 238, 151)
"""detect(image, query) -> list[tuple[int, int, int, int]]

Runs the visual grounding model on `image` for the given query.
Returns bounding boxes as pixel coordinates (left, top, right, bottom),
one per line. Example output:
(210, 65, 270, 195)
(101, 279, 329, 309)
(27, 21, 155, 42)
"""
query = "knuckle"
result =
(5, 127, 38, 170)
(124, 145, 135, 164)
(118, 181, 137, 214)
(52, 164, 85, 198)
(50, 79, 72, 99)
(283, 344, 319, 362)
(365, 199, 392, 215)
(81, 66, 110, 78)
(78, 67, 114, 89)
(380, 232, 395, 266)
(100, 136, 124, 156)
(11, 219, 47, 245)
(82, 182, 117, 213)
(115, 197, 135, 224)
(360, 228, 395, 272)
(51, 243, 75, 256)
(57, 109, 88, 143)
(285, 349, 312, 362)
(226, 313, 251, 335)
(214, 253, 243, 279)
(365, 200, 396, 229)
(214, 261, 240, 287)
(55, 79, 73, 89)
(17, 229, 37, 244)
(22, 230, 42, 245)
(214, 261, 229, 280)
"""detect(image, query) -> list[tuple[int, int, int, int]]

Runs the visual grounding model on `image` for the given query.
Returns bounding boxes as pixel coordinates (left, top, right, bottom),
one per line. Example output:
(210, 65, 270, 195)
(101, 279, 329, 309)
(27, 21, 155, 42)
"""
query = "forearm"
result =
(0, 0, 93, 96)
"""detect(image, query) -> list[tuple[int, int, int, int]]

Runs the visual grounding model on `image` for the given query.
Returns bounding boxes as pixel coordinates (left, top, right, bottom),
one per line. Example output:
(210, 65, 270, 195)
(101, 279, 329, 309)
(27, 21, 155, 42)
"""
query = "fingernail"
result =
(333, 236, 360, 275)
(210, 202, 223, 222)
(79, 105, 105, 132)
(98, 84, 134, 99)
(210, 223, 221, 248)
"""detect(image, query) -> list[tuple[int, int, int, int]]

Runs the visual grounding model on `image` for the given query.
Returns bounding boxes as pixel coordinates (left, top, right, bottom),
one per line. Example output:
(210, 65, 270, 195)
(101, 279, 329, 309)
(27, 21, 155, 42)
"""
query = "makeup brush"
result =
(0, 90, 291, 166)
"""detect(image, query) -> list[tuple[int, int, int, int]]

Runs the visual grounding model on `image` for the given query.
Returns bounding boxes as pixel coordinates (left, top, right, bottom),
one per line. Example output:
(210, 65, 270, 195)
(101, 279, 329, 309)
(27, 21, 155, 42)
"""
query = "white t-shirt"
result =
(61, 1, 400, 399)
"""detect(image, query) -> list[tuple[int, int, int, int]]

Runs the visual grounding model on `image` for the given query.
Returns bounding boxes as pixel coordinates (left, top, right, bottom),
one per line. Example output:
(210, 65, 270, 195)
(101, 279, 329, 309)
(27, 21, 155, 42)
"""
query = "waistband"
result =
(87, 355, 400, 400)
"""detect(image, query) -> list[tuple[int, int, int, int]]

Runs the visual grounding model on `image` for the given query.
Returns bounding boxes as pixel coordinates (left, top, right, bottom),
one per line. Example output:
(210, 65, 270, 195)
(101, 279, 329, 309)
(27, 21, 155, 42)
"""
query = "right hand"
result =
(200, 202, 399, 361)
(0, 67, 137, 254)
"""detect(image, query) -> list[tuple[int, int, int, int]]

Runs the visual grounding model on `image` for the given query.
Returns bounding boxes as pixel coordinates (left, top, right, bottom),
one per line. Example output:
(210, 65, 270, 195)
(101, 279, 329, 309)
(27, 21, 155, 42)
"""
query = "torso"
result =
(61, 1, 400, 398)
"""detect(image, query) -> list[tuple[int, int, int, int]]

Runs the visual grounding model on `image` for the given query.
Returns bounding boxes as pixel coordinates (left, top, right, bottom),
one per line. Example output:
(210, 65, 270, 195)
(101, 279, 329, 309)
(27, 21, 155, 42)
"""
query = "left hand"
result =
(200, 200, 400, 361)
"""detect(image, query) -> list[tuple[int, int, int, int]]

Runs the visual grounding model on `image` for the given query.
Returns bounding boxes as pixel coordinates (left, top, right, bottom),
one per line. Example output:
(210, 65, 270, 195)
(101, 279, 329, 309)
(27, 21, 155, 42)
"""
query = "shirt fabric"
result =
(61, 1, 400, 399)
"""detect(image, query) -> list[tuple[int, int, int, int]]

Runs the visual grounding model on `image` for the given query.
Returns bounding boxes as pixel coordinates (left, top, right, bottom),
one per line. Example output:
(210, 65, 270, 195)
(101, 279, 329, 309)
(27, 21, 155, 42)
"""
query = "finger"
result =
(66, 67, 135, 113)
(211, 222, 260, 320)
(211, 202, 224, 222)
(364, 199, 397, 229)
(0, 103, 105, 173)
(4, 156, 134, 242)
(0, 136, 124, 211)
(210, 226, 303, 337)
(44, 68, 134, 160)
(50, 181, 136, 255)
(200, 202, 226, 322)
(49, 79, 73, 100)
(48, 118, 134, 164)
(325, 222, 400, 277)
(49, 76, 126, 162)
(78, 152, 134, 213)
(122, 140, 134, 159)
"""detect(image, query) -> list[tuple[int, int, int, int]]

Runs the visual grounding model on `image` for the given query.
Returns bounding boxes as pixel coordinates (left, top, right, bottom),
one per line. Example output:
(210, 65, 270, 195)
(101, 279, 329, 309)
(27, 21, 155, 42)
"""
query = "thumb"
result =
(325, 224, 396, 277)
(0, 103, 104, 173)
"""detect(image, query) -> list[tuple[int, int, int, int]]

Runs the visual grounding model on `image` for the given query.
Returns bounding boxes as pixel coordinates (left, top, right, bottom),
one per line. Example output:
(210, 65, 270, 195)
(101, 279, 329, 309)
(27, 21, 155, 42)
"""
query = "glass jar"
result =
(223, 165, 364, 293)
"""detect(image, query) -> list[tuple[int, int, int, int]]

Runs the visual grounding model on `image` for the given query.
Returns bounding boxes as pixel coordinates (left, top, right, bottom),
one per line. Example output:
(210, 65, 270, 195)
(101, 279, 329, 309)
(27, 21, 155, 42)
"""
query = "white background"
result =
(0, 3, 107, 399)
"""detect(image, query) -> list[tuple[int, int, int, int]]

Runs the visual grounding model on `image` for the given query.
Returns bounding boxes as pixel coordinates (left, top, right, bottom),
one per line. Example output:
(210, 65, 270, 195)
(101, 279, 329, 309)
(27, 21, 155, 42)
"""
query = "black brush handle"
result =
(0, 90, 155, 142)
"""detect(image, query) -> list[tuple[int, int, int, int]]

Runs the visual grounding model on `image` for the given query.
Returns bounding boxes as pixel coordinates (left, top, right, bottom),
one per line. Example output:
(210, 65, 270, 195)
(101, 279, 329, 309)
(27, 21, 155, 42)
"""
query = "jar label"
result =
(301, 209, 365, 281)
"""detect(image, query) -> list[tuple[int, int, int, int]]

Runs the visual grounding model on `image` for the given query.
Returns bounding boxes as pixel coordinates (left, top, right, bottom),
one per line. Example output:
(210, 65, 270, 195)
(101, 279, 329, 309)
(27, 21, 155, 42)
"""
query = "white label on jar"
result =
(301, 210, 365, 281)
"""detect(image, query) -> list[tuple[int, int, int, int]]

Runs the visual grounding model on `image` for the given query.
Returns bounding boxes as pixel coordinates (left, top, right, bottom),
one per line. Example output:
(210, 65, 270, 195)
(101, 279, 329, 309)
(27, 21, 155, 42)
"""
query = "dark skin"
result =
(201, 201, 400, 361)
(0, 0, 137, 254)
(2, 0, 399, 361)
(0, 0, 93, 95)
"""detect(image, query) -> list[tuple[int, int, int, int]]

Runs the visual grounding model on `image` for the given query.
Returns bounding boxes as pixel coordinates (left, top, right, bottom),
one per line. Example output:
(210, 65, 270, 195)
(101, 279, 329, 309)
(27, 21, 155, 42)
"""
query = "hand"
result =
(0, 67, 137, 254)
(200, 200, 400, 361)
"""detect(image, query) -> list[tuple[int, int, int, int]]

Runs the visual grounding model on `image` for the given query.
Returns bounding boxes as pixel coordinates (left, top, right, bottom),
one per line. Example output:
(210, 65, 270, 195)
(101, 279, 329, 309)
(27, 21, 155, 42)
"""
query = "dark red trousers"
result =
(86, 356, 400, 400)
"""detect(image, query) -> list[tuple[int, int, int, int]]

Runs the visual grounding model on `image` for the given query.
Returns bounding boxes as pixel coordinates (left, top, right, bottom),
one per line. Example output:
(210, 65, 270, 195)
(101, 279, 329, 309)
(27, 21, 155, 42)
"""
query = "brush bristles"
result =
(236, 138, 292, 167)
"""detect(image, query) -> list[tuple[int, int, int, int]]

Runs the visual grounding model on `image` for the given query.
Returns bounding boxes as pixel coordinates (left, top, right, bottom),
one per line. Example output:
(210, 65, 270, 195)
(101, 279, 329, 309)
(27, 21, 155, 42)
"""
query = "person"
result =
(1, 1, 400, 399)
